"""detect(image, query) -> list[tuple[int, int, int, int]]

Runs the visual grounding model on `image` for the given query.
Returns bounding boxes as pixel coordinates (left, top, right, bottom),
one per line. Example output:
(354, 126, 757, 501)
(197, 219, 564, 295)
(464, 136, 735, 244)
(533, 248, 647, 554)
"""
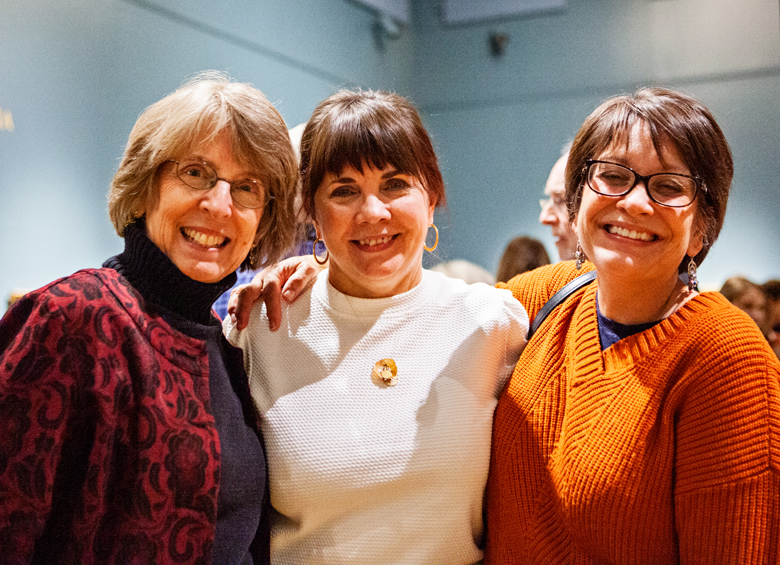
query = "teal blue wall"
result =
(2, 0, 779, 313)
(413, 0, 780, 288)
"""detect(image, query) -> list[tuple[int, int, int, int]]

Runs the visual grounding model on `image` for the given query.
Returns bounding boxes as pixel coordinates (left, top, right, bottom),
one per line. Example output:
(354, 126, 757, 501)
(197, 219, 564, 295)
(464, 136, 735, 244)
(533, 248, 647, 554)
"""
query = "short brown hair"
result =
(299, 89, 446, 219)
(566, 87, 733, 270)
(762, 280, 780, 302)
(108, 71, 299, 269)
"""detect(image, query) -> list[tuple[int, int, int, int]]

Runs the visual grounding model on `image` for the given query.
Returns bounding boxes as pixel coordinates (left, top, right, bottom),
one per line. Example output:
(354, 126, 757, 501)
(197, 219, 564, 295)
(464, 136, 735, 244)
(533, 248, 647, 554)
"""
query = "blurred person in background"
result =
(539, 149, 577, 261)
(495, 235, 551, 283)
(5, 289, 29, 310)
(762, 279, 780, 358)
(431, 259, 497, 285)
(720, 275, 769, 334)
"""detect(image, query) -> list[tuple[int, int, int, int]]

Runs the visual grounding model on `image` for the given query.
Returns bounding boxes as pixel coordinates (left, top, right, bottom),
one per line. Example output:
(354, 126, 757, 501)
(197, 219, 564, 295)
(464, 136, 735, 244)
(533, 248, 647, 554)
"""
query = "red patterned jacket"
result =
(0, 268, 258, 564)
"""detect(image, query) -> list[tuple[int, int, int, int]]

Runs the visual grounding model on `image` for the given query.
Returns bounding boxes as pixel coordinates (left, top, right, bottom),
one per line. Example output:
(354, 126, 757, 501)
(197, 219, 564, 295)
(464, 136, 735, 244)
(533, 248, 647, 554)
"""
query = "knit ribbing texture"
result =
(486, 261, 780, 565)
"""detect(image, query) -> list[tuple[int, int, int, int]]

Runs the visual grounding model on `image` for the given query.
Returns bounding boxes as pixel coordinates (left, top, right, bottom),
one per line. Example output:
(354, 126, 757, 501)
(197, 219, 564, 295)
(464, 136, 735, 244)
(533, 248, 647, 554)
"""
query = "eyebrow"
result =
(186, 155, 257, 178)
(330, 176, 356, 185)
(329, 169, 405, 185)
(597, 156, 687, 175)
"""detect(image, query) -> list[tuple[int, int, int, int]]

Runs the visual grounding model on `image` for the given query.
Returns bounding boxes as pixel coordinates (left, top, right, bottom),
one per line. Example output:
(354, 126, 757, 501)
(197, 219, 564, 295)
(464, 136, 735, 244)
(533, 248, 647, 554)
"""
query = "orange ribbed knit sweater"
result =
(486, 261, 780, 565)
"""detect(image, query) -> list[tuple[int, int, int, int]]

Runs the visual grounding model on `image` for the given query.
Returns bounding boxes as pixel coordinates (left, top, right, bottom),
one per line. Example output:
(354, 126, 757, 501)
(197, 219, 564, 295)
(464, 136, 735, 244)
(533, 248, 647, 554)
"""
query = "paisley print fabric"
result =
(0, 269, 229, 564)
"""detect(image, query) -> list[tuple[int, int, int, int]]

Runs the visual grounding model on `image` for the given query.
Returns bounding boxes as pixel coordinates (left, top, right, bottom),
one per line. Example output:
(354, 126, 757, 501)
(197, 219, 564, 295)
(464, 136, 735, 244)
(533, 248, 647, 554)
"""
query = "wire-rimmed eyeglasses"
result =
(584, 159, 704, 208)
(539, 194, 566, 212)
(167, 159, 269, 209)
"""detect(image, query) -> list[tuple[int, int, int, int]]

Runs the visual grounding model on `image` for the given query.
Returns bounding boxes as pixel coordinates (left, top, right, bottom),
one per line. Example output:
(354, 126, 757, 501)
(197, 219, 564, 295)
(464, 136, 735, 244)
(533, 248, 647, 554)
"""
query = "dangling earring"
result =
(423, 224, 439, 253)
(687, 256, 698, 292)
(248, 247, 259, 270)
(575, 241, 585, 270)
(313, 239, 329, 266)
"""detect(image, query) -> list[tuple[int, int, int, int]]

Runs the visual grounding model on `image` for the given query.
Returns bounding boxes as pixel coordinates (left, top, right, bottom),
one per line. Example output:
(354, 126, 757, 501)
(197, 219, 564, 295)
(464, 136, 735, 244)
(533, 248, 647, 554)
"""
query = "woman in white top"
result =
(224, 89, 528, 564)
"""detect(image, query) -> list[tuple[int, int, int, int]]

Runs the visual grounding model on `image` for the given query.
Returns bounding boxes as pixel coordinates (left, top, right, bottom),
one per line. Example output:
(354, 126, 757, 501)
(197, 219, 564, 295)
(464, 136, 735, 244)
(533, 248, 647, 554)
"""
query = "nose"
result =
(539, 203, 557, 226)
(201, 179, 233, 217)
(357, 193, 391, 223)
(617, 180, 654, 214)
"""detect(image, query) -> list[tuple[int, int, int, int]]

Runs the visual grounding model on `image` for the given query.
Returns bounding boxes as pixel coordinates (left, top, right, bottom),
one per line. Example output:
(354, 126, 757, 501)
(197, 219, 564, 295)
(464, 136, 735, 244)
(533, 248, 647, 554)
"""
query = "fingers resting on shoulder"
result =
(227, 255, 325, 331)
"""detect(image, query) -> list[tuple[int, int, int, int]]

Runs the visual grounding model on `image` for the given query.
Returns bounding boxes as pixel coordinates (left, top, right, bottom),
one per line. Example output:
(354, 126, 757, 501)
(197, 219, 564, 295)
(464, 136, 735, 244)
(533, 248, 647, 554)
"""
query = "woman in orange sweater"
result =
(485, 88, 780, 564)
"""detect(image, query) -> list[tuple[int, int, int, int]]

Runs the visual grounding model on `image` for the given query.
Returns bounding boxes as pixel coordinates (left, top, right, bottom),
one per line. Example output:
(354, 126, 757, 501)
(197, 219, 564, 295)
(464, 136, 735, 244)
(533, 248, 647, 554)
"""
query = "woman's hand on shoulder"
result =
(228, 255, 325, 331)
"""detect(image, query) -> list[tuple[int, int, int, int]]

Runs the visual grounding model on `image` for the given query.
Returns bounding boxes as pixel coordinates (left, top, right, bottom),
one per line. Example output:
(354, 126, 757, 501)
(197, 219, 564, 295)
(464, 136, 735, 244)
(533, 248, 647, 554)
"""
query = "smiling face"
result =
(575, 122, 704, 289)
(141, 132, 264, 283)
(313, 163, 435, 298)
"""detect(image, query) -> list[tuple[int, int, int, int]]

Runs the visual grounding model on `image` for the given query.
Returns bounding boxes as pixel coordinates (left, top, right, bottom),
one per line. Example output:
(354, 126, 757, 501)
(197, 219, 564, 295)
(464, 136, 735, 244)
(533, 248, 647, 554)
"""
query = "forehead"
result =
(544, 157, 567, 195)
(330, 160, 412, 180)
(597, 122, 687, 171)
(196, 142, 271, 184)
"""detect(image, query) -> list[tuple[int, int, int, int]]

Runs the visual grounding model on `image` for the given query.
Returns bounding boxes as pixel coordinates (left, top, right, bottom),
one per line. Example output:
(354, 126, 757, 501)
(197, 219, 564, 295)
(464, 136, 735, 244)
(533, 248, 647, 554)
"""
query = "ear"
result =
(687, 224, 705, 258)
(427, 190, 436, 225)
(311, 218, 322, 241)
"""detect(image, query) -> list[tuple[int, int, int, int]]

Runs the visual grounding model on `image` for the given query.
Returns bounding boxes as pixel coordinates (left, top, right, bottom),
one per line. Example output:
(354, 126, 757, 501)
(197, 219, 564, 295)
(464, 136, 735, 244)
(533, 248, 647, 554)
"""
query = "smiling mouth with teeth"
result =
(607, 225, 656, 242)
(356, 235, 395, 247)
(182, 227, 228, 248)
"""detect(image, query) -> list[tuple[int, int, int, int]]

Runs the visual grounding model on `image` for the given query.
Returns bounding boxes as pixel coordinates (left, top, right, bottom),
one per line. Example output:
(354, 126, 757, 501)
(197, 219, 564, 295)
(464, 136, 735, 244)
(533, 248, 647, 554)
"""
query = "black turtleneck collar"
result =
(103, 220, 237, 326)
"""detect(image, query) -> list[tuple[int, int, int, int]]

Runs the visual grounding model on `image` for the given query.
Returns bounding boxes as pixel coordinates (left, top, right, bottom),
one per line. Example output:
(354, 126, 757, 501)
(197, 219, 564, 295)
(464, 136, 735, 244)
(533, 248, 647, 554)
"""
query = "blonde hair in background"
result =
(430, 260, 496, 286)
(7, 288, 29, 309)
(108, 71, 299, 269)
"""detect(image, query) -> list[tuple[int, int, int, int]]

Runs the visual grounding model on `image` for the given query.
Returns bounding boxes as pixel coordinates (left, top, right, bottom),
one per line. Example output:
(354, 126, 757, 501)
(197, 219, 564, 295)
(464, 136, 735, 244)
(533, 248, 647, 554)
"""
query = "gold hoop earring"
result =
(423, 224, 439, 253)
(313, 240, 329, 265)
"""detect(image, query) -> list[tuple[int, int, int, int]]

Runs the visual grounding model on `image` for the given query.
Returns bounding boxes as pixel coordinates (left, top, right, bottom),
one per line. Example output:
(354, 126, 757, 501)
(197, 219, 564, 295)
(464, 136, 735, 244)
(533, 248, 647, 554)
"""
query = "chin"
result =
(591, 250, 653, 278)
(181, 263, 230, 284)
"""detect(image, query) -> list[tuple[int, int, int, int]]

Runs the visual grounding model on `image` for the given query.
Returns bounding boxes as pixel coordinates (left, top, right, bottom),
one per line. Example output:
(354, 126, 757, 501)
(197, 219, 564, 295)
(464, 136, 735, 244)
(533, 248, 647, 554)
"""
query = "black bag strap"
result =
(528, 270, 597, 339)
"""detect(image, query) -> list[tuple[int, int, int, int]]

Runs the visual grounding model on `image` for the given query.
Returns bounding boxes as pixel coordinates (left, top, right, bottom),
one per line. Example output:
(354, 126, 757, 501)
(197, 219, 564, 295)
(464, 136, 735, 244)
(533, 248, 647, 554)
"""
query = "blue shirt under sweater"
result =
(596, 293, 662, 350)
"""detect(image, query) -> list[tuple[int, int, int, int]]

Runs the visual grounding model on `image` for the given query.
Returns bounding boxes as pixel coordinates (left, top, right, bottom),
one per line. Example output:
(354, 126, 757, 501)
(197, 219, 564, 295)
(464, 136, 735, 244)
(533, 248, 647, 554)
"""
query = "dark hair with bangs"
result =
(565, 87, 733, 271)
(299, 89, 446, 219)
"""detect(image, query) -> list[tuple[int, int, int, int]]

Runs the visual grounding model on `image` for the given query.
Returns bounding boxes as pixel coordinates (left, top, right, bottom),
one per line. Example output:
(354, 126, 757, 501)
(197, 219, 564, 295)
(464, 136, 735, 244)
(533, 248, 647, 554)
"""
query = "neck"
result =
(104, 220, 236, 325)
(596, 269, 695, 325)
(327, 264, 424, 299)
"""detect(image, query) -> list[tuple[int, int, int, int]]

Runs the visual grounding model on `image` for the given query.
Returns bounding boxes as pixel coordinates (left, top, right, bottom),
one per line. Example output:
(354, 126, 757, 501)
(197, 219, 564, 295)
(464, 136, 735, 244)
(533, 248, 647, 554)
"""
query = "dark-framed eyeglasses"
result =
(167, 159, 269, 209)
(584, 159, 704, 208)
